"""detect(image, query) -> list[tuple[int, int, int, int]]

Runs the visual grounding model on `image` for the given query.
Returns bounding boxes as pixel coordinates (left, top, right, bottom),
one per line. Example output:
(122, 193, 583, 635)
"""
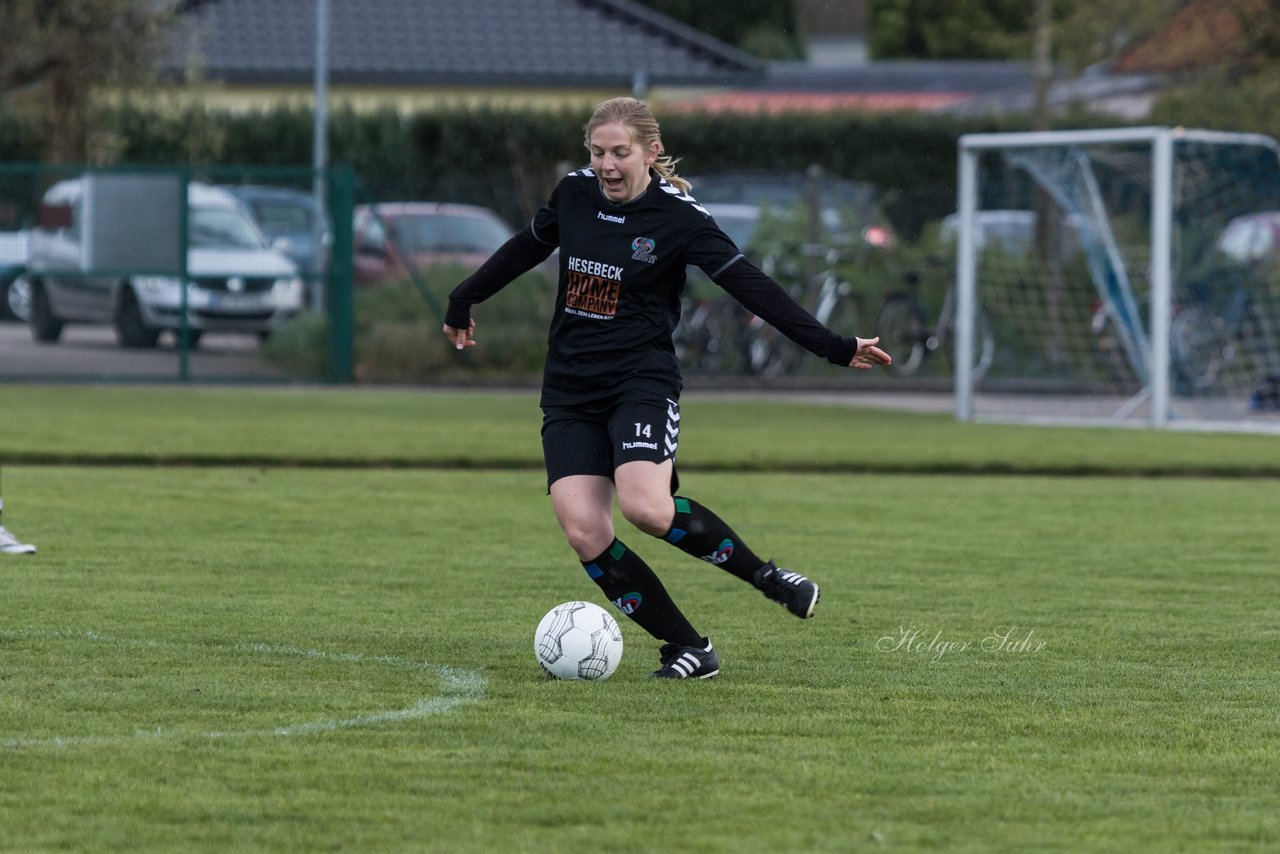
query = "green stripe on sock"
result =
(674, 497, 691, 515)
(609, 540, 627, 561)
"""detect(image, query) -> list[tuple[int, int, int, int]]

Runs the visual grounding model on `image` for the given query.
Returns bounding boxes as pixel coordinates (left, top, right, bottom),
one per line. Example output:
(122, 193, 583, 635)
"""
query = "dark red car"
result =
(352, 202, 515, 287)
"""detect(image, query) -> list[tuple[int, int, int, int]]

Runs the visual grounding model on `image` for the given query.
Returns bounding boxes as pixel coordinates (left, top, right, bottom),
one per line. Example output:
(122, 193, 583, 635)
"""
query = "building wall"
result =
(795, 0, 868, 35)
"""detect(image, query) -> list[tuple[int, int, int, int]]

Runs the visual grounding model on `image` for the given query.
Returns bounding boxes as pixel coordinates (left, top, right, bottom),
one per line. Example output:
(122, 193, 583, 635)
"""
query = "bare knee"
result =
(550, 475, 616, 560)
(615, 461, 675, 537)
(618, 492, 674, 538)
(560, 516, 614, 560)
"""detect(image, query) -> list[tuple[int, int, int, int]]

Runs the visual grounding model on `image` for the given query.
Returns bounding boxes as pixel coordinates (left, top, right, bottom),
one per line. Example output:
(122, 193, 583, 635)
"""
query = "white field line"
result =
(1, 629, 487, 749)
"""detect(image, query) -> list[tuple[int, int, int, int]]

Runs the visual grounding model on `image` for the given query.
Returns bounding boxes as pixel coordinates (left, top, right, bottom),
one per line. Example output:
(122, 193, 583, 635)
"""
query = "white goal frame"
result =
(955, 126, 1280, 433)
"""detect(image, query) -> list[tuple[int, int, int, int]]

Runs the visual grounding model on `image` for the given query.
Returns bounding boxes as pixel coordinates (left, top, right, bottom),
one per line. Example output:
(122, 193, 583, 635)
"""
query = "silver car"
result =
(26, 177, 303, 348)
(0, 229, 30, 322)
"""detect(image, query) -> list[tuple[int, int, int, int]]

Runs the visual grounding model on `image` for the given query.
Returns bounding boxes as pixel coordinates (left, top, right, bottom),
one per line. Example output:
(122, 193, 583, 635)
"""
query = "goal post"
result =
(956, 126, 1280, 433)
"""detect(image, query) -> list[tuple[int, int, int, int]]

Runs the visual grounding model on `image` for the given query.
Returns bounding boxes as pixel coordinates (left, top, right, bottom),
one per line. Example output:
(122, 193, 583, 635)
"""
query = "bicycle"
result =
(673, 285, 745, 375)
(738, 244, 865, 376)
(1169, 279, 1278, 394)
(874, 274, 995, 380)
(1089, 280, 1279, 395)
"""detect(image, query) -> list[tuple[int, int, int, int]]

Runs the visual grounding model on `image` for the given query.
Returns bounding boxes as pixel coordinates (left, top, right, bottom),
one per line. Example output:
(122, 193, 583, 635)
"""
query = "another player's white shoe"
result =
(0, 524, 36, 555)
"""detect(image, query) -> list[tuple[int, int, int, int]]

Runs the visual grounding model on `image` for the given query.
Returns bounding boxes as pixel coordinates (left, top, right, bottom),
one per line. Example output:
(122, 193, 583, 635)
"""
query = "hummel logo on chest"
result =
(597, 211, 626, 224)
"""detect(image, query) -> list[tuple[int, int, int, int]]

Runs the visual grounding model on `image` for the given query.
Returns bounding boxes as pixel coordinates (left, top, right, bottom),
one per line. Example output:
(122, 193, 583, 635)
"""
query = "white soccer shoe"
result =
(0, 524, 36, 555)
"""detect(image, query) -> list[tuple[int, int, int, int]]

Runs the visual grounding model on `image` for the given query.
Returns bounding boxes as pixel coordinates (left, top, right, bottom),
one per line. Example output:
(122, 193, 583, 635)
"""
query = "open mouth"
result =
(601, 176, 624, 194)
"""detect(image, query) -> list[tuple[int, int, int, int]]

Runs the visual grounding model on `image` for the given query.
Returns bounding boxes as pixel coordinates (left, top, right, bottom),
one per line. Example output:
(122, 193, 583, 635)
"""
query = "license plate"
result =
(208, 293, 265, 310)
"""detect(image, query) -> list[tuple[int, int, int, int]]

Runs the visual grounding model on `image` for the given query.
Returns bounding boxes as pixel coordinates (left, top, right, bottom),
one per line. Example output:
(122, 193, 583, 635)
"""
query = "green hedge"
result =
(0, 99, 1123, 236)
(261, 265, 555, 383)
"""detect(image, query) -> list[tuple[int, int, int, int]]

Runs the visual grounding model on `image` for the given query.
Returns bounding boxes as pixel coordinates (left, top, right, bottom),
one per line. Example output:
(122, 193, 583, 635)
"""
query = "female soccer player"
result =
(444, 97, 890, 678)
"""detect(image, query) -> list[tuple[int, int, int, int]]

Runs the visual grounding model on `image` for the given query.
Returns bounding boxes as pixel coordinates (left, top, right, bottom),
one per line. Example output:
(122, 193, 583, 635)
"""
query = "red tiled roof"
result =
(1112, 0, 1260, 74)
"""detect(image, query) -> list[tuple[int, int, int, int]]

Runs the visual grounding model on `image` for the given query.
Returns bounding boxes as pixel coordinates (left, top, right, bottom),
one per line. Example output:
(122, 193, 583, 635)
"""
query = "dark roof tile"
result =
(166, 0, 763, 87)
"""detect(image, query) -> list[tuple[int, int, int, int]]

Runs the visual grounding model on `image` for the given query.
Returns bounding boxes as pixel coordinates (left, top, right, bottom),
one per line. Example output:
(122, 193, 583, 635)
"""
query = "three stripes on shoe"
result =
(666, 649, 703, 678)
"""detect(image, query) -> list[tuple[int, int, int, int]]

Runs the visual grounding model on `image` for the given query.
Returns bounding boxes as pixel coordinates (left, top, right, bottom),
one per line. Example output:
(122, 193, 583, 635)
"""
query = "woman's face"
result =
(589, 122, 659, 204)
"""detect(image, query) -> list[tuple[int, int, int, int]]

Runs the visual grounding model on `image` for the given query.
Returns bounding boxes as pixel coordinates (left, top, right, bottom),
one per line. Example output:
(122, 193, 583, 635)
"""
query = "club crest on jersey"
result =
(631, 236, 657, 264)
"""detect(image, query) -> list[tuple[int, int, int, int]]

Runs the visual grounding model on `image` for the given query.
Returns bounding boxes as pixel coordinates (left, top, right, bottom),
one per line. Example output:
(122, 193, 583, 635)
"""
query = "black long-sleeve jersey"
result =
(447, 168, 859, 406)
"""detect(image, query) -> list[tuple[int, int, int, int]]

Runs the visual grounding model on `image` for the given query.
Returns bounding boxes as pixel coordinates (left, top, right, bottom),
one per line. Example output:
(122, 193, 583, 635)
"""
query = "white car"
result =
(939, 209, 1091, 258)
(26, 178, 303, 348)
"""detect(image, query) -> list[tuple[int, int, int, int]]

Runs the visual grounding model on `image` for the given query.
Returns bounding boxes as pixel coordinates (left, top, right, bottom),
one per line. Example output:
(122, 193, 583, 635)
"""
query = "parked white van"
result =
(27, 177, 304, 348)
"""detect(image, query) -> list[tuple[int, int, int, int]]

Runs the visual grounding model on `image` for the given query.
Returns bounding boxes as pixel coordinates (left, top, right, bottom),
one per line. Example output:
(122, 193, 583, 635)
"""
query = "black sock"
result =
(661, 496, 765, 585)
(581, 539, 702, 646)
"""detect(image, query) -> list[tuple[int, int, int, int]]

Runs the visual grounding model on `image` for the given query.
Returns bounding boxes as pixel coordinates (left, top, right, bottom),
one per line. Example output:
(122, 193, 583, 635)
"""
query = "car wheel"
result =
(2, 275, 20, 321)
(114, 286, 161, 349)
(7, 275, 31, 322)
(28, 279, 64, 343)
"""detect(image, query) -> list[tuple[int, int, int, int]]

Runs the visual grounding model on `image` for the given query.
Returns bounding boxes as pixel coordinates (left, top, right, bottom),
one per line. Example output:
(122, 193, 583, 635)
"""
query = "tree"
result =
(870, 0, 1173, 66)
(870, 0, 1031, 60)
(0, 0, 179, 163)
(1146, 0, 1280, 138)
(1049, 0, 1179, 70)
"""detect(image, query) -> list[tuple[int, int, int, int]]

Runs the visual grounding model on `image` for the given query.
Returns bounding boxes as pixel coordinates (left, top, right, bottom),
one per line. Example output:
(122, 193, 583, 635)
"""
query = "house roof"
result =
(1111, 0, 1259, 74)
(166, 0, 764, 88)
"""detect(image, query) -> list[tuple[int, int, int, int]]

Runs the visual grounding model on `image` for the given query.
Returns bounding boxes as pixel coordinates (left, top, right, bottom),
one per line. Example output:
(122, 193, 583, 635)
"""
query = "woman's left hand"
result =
(442, 319, 477, 350)
(848, 336, 892, 369)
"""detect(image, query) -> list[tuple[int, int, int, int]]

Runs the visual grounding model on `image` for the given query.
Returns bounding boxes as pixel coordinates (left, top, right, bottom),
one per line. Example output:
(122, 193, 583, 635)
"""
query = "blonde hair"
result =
(584, 97, 690, 194)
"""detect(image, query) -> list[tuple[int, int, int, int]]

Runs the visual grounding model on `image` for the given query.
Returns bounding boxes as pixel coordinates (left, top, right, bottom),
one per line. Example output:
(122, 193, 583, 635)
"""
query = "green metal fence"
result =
(0, 163, 355, 384)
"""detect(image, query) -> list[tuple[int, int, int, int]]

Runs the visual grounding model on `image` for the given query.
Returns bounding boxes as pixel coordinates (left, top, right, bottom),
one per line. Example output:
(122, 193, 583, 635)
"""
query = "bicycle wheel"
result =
(1170, 305, 1223, 392)
(674, 298, 714, 374)
(740, 315, 795, 376)
(968, 306, 996, 382)
(692, 298, 746, 375)
(1217, 301, 1278, 394)
(816, 280, 860, 334)
(875, 294, 927, 377)
(938, 305, 995, 382)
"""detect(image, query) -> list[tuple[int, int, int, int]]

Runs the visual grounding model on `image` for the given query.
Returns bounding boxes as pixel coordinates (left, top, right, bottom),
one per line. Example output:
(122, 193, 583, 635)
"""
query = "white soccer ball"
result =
(534, 600, 624, 681)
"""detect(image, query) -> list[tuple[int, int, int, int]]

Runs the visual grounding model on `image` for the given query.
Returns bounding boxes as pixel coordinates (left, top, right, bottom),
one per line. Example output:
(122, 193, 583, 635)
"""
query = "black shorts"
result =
(541, 394, 681, 491)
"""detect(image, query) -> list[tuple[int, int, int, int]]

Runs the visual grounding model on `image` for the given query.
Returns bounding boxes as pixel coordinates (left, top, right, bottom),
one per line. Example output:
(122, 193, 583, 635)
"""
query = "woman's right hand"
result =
(443, 319, 477, 350)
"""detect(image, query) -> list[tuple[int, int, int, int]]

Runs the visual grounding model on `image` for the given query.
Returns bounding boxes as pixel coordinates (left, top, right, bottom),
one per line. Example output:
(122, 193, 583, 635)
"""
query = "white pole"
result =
(954, 141, 978, 421)
(311, 0, 330, 311)
(1149, 130, 1174, 427)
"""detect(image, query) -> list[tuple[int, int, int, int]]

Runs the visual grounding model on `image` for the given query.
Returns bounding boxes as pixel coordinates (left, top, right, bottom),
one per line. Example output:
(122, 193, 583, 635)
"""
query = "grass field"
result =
(1, 385, 1278, 852)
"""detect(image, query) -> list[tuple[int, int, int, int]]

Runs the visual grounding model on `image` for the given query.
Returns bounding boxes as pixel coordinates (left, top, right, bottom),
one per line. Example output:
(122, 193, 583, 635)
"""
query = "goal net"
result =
(954, 127, 1280, 432)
